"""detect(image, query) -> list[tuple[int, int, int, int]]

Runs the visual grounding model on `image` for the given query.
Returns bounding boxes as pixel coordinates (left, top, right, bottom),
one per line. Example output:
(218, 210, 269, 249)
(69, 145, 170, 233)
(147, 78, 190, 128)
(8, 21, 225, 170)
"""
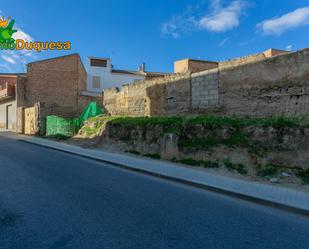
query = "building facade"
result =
(0, 74, 25, 130)
(86, 57, 166, 93)
(0, 54, 100, 132)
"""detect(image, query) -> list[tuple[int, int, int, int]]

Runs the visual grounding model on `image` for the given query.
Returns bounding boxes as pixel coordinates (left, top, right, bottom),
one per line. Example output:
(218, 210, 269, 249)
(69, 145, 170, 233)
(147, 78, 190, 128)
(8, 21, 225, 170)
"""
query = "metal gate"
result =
(24, 106, 38, 135)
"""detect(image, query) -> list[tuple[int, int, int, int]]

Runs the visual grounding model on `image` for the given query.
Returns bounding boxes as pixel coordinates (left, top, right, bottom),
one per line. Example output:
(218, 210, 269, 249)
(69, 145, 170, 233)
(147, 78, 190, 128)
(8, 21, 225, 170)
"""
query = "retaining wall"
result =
(103, 48, 309, 117)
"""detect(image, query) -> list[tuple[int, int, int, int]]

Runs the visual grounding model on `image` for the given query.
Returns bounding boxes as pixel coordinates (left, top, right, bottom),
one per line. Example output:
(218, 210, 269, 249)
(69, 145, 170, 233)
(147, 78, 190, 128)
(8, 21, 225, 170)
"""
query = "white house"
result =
(86, 57, 166, 93)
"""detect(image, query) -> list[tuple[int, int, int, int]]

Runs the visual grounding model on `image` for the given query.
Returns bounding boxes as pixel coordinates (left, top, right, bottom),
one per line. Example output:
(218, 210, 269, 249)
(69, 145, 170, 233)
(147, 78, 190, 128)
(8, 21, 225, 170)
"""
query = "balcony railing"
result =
(0, 82, 15, 101)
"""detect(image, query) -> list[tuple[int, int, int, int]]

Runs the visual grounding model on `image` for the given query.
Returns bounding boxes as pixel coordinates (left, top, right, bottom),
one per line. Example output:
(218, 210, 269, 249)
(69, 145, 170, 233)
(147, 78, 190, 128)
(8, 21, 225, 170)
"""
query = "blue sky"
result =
(1, 0, 309, 73)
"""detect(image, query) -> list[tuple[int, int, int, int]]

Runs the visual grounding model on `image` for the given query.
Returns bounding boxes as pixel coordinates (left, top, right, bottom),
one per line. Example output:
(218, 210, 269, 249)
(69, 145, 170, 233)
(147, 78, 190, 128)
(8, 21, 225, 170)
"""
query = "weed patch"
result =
(143, 153, 161, 159)
(125, 150, 140, 155)
(296, 169, 309, 184)
(201, 160, 220, 168)
(223, 130, 249, 147)
(178, 137, 221, 149)
(178, 130, 248, 149)
(175, 158, 219, 168)
(256, 164, 279, 177)
(223, 159, 247, 175)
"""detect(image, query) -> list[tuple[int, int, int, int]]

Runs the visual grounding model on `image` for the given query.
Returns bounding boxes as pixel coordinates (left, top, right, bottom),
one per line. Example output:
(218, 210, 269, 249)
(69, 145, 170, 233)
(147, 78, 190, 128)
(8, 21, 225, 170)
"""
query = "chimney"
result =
(139, 62, 146, 72)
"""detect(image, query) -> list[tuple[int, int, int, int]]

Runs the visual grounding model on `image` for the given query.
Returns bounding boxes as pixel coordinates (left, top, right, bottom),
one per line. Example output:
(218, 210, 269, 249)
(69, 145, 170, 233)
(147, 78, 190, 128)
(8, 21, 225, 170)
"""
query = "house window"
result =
(92, 76, 101, 89)
(90, 59, 107, 67)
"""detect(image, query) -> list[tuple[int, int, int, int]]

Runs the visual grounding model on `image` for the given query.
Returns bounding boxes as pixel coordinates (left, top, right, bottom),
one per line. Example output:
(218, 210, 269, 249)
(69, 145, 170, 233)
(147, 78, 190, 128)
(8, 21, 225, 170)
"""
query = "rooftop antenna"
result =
(18, 53, 26, 73)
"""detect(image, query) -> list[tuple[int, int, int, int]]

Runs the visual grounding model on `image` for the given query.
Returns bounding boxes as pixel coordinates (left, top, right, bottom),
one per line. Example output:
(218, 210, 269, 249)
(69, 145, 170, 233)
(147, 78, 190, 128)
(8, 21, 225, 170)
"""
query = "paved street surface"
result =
(0, 135, 309, 249)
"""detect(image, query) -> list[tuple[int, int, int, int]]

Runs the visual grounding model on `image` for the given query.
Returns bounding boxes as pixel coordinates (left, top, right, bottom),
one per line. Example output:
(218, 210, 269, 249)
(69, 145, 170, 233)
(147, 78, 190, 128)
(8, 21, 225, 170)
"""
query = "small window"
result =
(92, 76, 101, 89)
(90, 59, 107, 67)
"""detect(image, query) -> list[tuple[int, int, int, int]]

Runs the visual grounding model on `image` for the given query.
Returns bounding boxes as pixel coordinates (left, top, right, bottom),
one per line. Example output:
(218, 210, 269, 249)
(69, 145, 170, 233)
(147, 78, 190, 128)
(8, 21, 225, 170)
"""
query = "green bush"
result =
(178, 130, 248, 149)
(175, 158, 219, 168)
(125, 150, 140, 155)
(223, 160, 247, 175)
(143, 153, 161, 159)
(201, 160, 220, 168)
(177, 158, 201, 167)
(178, 137, 221, 148)
(106, 115, 309, 128)
(256, 164, 279, 177)
(296, 169, 309, 184)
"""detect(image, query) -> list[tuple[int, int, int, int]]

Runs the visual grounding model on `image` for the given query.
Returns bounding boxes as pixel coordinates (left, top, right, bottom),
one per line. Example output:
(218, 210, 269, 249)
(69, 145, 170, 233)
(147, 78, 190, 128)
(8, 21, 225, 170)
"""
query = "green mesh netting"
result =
(79, 101, 103, 125)
(46, 102, 103, 138)
(46, 116, 75, 138)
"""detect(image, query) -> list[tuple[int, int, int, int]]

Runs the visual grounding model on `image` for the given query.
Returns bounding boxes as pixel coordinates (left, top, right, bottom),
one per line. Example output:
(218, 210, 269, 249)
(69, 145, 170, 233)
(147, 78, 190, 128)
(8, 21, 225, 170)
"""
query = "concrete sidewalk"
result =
(2, 132, 309, 215)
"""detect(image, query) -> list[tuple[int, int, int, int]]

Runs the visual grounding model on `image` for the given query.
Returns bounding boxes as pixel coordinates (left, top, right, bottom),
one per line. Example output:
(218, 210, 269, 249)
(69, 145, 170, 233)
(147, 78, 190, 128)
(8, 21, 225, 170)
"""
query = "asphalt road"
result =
(0, 135, 309, 249)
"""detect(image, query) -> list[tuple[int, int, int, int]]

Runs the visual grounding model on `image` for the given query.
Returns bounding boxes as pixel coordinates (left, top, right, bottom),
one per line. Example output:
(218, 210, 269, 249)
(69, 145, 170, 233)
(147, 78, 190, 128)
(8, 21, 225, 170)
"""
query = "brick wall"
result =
(174, 59, 218, 73)
(20, 54, 102, 117)
(24, 54, 82, 110)
(0, 75, 19, 86)
(13, 54, 102, 134)
(191, 69, 219, 109)
(263, 48, 289, 58)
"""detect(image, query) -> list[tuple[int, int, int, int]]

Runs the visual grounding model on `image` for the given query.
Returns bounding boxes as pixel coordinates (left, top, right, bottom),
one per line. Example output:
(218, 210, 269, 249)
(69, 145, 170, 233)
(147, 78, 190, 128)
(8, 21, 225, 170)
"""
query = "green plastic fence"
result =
(46, 116, 75, 138)
(46, 102, 103, 138)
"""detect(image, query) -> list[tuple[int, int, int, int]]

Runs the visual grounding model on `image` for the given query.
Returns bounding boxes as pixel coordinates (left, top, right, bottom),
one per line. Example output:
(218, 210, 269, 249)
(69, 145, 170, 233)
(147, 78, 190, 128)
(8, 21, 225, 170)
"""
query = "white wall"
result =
(86, 58, 145, 93)
(0, 99, 17, 130)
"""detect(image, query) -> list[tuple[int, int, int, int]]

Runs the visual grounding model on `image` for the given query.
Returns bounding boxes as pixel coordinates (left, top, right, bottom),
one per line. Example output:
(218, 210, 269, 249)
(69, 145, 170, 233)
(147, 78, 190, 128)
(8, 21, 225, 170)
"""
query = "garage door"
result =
(6, 105, 13, 130)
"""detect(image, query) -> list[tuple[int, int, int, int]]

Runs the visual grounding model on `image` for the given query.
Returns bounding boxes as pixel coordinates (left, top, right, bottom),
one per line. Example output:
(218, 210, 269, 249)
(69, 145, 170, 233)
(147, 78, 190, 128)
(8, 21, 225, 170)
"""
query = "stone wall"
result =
(77, 117, 309, 172)
(163, 74, 191, 116)
(127, 83, 148, 116)
(219, 48, 309, 117)
(103, 73, 191, 116)
(218, 52, 266, 70)
(103, 48, 309, 118)
(103, 82, 147, 116)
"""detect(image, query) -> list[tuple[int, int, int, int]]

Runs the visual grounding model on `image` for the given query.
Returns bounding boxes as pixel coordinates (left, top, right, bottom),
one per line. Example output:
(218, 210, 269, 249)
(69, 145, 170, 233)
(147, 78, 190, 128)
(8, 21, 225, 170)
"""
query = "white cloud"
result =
(218, 37, 229, 47)
(161, 0, 247, 38)
(161, 6, 198, 39)
(286, 45, 293, 51)
(1, 55, 17, 65)
(199, 1, 245, 32)
(12, 28, 34, 42)
(257, 7, 309, 35)
(0, 50, 37, 73)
